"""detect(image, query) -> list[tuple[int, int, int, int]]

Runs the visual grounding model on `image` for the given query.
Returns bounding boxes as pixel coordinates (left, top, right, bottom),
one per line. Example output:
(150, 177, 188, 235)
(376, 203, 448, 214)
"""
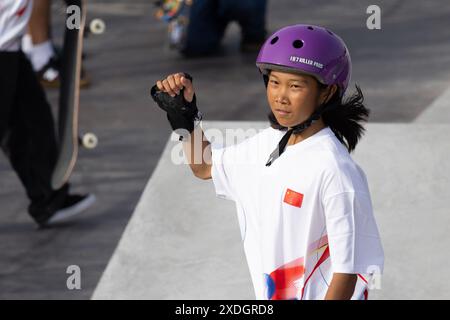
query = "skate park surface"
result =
(1, 0, 450, 299)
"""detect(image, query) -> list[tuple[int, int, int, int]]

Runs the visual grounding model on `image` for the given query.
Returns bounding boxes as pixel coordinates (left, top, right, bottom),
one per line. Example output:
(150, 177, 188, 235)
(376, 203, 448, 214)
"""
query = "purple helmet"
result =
(256, 24, 351, 96)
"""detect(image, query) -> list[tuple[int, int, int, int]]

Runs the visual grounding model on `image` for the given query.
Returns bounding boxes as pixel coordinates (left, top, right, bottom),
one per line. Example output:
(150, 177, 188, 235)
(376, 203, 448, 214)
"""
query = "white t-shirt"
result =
(211, 126, 384, 300)
(0, 0, 32, 51)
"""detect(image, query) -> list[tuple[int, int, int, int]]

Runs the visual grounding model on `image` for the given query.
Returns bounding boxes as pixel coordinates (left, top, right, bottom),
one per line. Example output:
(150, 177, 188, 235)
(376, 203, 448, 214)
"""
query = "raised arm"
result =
(182, 126, 212, 180)
(151, 72, 211, 180)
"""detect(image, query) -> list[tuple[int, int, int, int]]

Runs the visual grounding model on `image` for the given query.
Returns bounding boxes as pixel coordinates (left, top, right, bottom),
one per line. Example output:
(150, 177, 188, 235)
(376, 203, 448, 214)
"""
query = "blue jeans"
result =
(182, 0, 268, 56)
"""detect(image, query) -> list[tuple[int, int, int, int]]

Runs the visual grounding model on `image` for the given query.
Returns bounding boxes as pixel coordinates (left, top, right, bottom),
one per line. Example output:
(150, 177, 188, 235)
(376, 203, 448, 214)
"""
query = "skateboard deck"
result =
(51, 0, 97, 190)
(154, 0, 193, 50)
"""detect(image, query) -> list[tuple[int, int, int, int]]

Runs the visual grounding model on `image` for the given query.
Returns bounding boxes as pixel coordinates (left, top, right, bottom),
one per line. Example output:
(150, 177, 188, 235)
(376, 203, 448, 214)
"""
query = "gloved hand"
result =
(150, 73, 202, 140)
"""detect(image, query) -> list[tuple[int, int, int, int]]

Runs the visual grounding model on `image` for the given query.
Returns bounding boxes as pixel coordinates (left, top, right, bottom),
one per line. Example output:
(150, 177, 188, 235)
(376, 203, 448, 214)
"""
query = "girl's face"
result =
(266, 70, 334, 128)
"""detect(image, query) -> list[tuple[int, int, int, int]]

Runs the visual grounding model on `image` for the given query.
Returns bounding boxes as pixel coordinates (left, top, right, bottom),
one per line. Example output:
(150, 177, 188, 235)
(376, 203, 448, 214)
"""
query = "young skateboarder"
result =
(151, 24, 384, 299)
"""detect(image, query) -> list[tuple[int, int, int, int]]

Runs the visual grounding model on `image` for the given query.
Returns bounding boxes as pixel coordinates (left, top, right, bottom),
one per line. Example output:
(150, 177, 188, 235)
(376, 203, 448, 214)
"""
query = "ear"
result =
(320, 85, 337, 104)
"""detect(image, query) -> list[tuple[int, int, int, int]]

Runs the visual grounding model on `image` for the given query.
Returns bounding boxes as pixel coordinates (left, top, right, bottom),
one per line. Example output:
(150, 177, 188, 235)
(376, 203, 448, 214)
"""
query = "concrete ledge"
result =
(415, 86, 450, 123)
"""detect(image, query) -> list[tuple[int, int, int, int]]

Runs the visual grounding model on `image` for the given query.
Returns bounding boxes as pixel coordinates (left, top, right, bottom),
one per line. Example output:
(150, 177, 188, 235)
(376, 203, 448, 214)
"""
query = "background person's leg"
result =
(0, 53, 19, 143)
(182, 0, 229, 57)
(219, 0, 267, 51)
(7, 53, 68, 219)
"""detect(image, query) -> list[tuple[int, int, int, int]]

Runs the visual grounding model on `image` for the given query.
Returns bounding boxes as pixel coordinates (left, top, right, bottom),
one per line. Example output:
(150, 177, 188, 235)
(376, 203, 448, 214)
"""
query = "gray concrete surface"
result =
(2, 0, 450, 299)
(93, 122, 450, 300)
(354, 123, 450, 300)
(416, 86, 450, 123)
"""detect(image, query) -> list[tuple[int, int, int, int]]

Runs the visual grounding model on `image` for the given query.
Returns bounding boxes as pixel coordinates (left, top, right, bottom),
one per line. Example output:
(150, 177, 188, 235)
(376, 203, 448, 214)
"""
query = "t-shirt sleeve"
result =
(322, 168, 384, 275)
(210, 144, 238, 202)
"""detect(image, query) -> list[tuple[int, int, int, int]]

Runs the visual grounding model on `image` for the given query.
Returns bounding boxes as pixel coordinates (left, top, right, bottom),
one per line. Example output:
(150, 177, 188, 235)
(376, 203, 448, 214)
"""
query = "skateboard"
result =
(51, 0, 98, 190)
(154, 0, 193, 50)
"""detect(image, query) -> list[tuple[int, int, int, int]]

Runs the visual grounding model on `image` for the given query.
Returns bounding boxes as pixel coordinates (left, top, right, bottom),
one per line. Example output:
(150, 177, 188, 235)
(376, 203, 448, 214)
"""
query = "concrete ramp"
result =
(93, 121, 450, 300)
(415, 86, 450, 123)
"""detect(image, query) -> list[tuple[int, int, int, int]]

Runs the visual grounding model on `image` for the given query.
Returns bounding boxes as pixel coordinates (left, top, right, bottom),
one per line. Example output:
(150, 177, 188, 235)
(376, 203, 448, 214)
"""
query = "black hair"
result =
(268, 83, 370, 153)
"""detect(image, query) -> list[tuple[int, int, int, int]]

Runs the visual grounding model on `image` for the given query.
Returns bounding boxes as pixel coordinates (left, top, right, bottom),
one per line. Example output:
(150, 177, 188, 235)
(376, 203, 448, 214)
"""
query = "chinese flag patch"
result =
(283, 188, 304, 208)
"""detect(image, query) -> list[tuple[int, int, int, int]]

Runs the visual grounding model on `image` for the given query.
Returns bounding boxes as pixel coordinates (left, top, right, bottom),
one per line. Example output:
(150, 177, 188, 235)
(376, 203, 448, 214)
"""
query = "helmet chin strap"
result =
(265, 90, 334, 167)
(265, 108, 322, 166)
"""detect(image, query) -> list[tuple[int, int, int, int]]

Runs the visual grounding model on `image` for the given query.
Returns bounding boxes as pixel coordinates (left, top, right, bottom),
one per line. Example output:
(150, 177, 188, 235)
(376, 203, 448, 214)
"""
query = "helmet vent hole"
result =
(292, 40, 304, 49)
(270, 36, 279, 45)
(307, 26, 314, 30)
(327, 30, 334, 35)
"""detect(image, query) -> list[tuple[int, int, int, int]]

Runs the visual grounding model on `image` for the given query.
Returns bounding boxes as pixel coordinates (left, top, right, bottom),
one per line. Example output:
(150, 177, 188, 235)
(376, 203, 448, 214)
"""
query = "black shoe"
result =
(33, 193, 96, 228)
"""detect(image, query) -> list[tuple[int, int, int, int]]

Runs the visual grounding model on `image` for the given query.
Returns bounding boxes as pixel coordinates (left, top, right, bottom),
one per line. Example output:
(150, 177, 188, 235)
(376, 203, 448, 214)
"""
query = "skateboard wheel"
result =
(82, 133, 98, 149)
(89, 19, 106, 35)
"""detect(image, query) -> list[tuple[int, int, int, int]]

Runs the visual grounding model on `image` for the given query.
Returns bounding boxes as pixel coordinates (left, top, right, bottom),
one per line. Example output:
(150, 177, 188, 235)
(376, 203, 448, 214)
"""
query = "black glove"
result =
(150, 73, 202, 140)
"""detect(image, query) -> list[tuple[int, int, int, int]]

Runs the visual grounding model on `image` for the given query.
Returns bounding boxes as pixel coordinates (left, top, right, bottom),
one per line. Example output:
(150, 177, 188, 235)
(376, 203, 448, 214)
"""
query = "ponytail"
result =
(321, 85, 370, 153)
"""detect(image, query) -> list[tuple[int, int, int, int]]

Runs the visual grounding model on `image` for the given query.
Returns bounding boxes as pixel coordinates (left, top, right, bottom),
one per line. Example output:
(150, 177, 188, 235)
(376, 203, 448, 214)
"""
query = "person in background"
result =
(0, 0, 95, 228)
(163, 0, 268, 56)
